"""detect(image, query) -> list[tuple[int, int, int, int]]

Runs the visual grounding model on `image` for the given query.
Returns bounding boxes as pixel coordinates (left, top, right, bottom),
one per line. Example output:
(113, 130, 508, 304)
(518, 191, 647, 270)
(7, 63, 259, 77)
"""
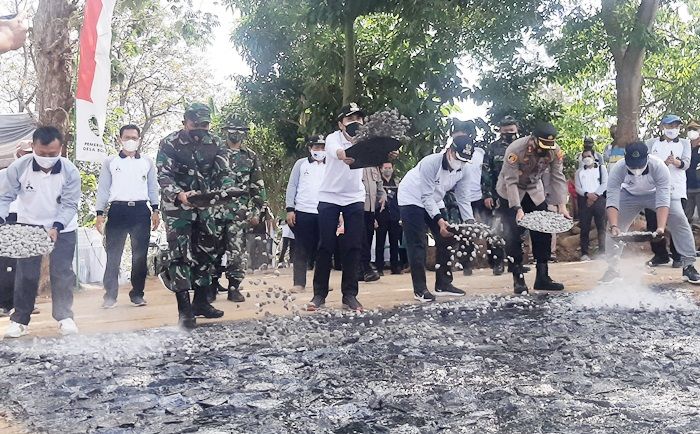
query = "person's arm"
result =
(146, 157, 160, 211)
(679, 139, 692, 170)
(604, 162, 624, 211)
(501, 151, 522, 209)
(574, 169, 584, 196)
(596, 165, 608, 195)
(548, 152, 569, 216)
(652, 161, 672, 229)
(156, 140, 183, 204)
(95, 158, 112, 216)
(285, 159, 303, 212)
(0, 163, 21, 222)
(54, 163, 81, 231)
(418, 156, 443, 222)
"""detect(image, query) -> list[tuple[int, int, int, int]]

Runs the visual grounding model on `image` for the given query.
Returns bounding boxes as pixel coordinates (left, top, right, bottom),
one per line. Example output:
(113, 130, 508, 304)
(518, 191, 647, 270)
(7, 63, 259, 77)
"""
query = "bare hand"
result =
(342, 158, 355, 166)
(609, 225, 621, 237)
(484, 197, 494, 209)
(151, 212, 160, 230)
(558, 205, 572, 220)
(286, 211, 296, 227)
(438, 219, 454, 238)
(516, 208, 525, 222)
(177, 191, 195, 206)
(655, 227, 665, 236)
(0, 12, 28, 53)
(95, 215, 105, 235)
(249, 216, 260, 226)
(388, 150, 400, 160)
(47, 228, 58, 243)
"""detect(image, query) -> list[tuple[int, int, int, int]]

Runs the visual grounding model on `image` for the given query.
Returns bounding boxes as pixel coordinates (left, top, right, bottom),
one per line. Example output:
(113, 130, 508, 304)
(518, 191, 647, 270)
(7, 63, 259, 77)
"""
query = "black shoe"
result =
(101, 298, 117, 309)
(522, 266, 531, 273)
(216, 282, 228, 293)
(533, 263, 564, 291)
(462, 267, 473, 276)
(598, 268, 621, 284)
(390, 266, 403, 275)
(207, 286, 217, 303)
(513, 266, 528, 295)
(363, 270, 380, 282)
(672, 259, 683, 269)
(682, 265, 700, 284)
(413, 289, 436, 303)
(342, 295, 364, 312)
(227, 288, 245, 303)
(493, 262, 505, 276)
(435, 284, 465, 297)
(130, 296, 147, 307)
(192, 302, 224, 318)
(306, 295, 326, 311)
(175, 291, 196, 330)
(647, 255, 670, 267)
(377, 269, 385, 276)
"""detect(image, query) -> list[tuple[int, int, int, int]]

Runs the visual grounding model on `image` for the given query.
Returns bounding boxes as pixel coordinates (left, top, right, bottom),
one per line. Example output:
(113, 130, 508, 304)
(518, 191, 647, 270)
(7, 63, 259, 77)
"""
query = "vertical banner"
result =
(75, 0, 116, 163)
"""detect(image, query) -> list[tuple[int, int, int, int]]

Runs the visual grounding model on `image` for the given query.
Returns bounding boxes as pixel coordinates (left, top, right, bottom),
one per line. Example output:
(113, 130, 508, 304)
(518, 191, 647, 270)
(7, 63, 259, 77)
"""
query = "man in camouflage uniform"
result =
(156, 103, 232, 329)
(213, 117, 268, 303)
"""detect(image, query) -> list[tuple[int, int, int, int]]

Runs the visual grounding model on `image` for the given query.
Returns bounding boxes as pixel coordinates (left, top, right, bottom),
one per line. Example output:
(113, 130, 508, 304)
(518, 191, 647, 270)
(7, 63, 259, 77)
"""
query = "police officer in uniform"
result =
(496, 122, 570, 294)
(156, 103, 232, 329)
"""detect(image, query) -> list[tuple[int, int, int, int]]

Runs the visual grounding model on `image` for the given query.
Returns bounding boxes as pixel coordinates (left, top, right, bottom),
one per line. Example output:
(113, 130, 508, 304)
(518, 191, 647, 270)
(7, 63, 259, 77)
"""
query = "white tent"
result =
(0, 113, 36, 169)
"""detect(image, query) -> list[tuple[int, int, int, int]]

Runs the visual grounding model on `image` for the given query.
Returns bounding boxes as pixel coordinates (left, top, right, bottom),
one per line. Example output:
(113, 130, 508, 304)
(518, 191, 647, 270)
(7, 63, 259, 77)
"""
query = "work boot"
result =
(192, 287, 224, 318)
(227, 287, 245, 303)
(512, 265, 528, 295)
(342, 295, 364, 312)
(175, 291, 196, 330)
(492, 262, 505, 276)
(390, 266, 403, 275)
(533, 263, 564, 291)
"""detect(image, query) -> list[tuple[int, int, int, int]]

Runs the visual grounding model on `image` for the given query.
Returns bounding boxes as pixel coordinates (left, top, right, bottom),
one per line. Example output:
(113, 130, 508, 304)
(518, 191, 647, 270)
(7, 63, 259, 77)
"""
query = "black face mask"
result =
(228, 132, 245, 144)
(502, 133, 518, 144)
(535, 147, 548, 157)
(189, 129, 210, 143)
(345, 122, 361, 137)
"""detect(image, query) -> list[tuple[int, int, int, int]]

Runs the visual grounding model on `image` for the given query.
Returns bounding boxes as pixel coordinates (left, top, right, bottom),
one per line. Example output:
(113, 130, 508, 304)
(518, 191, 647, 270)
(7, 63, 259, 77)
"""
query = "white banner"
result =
(75, 0, 116, 163)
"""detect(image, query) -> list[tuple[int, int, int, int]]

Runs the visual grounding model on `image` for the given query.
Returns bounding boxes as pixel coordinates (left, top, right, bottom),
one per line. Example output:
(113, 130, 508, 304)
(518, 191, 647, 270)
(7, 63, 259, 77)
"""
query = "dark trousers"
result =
(645, 208, 680, 261)
(278, 237, 295, 263)
(500, 194, 551, 265)
(360, 211, 376, 271)
(313, 202, 363, 298)
(11, 231, 76, 325)
(0, 212, 18, 309)
(468, 199, 505, 268)
(291, 211, 319, 288)
(103, 203, 151, 301)
(578, 195, 606, 255)
(375, 218, 402, 271)
(400, 205, 453, 293)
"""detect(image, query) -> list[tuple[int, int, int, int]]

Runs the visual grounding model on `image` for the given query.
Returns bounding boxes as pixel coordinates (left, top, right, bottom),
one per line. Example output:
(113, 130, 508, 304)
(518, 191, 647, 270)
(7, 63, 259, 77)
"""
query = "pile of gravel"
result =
(0, 224, 53, 258)
(518, 211, 573, 234)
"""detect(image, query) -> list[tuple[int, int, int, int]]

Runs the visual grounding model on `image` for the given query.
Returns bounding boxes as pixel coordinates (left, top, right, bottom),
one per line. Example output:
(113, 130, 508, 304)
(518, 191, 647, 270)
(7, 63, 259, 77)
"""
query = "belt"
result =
(111, 200, 148, 207)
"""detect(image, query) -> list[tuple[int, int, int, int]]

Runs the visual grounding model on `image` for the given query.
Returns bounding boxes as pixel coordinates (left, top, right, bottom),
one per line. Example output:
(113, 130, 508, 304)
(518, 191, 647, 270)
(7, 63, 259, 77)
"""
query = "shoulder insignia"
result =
(507, 153, 518, 164)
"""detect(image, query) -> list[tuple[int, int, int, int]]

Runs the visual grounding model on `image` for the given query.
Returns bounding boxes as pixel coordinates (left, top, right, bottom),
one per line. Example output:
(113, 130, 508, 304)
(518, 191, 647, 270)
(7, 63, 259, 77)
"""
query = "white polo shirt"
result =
(317, 130, 365, 206)
(285, 157, 327, 214)
(0, 168, 19, 214)
(95, 152, 159, 212)
(646, 137, 691, 199)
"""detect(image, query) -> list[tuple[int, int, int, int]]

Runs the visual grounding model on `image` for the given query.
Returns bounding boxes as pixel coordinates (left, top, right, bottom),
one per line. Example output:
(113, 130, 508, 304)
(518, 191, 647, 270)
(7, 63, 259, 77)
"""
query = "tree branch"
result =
(600, 0, 625, 66)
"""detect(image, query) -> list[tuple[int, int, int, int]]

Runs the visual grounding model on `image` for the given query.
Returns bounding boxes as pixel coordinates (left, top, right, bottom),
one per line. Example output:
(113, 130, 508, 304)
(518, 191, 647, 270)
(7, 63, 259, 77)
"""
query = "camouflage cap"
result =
(222, 116, 250, 132)
(184, 103, 211, 123)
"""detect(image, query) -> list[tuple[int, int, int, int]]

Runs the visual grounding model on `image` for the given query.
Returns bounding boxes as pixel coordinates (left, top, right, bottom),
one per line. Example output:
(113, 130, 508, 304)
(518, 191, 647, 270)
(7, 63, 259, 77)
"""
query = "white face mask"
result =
(449, 155, 467, 171)
(582, 157, 594, 166)
(311, 150, 326, 161)
(629, 165, 647, 176)
(122, 139, 140, 152)
(688, 130, 700, 141)
(34, 155, 60, 169)
(664, 128, 680, 140)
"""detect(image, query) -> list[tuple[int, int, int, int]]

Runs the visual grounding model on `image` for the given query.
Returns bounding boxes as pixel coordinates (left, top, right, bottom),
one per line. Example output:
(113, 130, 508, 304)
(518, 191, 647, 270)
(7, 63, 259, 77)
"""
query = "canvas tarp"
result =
(0, 113, 36, 169)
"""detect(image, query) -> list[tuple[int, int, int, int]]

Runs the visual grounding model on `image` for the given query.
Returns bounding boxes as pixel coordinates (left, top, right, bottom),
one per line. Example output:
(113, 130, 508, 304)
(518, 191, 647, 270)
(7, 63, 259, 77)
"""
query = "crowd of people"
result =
(1, 102, 699, 335)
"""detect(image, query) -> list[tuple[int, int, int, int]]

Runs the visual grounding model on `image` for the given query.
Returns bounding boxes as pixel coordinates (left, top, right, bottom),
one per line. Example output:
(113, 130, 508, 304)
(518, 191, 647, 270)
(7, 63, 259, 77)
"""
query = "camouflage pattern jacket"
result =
(156, 130, 234, 217)
(221, 144, 268, 221)
(481, 138, 511, 201)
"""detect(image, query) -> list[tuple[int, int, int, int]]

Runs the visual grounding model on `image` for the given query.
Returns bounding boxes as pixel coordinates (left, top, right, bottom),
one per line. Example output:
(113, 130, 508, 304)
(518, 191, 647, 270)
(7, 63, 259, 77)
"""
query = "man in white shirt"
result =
(600, 142, 700, 284)
(0, 141, 32, 316)
(285, 135, 327, 292)
(398, 135, 480, 302)
(575, 148, 608, 260)
(307, 103, 398, 312)
(643, 114, 690, 268)
(95, 124, 160, 309)
(0, 126, 81, 338)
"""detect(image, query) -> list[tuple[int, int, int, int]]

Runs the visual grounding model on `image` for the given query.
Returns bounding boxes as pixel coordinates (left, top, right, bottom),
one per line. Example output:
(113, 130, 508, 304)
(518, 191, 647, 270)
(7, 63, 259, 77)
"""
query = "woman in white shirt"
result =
(575, 149, 608, 260)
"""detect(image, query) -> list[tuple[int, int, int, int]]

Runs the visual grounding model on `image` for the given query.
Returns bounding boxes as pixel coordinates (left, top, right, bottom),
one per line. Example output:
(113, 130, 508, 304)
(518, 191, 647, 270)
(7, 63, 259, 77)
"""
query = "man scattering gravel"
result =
(397, 124, 480, 302)
(496, 121, 570, 294)
(0, 127, 81, 338)
(600, 141, 700, 284)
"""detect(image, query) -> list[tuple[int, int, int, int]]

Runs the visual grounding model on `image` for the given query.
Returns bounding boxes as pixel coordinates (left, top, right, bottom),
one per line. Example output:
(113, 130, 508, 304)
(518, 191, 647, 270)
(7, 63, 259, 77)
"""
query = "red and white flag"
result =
(75, 0, 116, 163)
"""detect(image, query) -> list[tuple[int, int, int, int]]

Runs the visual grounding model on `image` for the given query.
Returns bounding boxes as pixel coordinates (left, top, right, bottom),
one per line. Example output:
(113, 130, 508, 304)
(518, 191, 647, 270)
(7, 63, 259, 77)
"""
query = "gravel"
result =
(0, 224, 53, 258)
(355, 109, 410, 143)
(1, 287, 698, 433)
(518, 211, 574, 234)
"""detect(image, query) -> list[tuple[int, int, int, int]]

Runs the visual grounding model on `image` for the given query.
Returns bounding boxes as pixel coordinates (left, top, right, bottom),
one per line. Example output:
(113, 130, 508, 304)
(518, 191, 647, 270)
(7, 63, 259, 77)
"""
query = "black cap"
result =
(499, 116, 519, 127)
(583, 137, 594, 145)
(451, 135, 475, 162)
(336, 102, 365, 121)
(450, 119, 476, 136)
(533, 121, 558, 149)
(307, 134, 325, 146)
(625, 141, 648, 169)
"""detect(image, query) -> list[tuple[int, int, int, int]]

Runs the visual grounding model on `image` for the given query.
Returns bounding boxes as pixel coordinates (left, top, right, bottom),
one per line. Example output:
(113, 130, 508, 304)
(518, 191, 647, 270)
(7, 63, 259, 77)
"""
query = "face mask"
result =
(629, 165, 647, 176)
(34, 155, 59, 169)
(189, 129, 210, 143)
(228, 132, 246, 144)
(382, 169, 393, 178)
(582, 157, 594, 166)
(311, 150, 326, 161)
(688, 130, 700, 141)
(664, 128, 680, 140)
(449, 156, 466, 171)
(122, 139, 139, 152)
(501, 133, 518, 144)
(345, 122, 361, 137)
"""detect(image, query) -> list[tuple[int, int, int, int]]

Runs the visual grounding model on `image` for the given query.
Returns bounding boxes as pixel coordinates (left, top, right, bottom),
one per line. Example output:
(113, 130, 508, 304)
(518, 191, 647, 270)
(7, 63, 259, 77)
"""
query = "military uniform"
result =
(496, 123, 567, 293)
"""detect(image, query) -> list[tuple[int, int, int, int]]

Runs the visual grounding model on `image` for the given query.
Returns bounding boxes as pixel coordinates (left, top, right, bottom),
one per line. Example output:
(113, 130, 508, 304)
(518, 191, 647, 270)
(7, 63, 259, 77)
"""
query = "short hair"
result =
(33, 126, 63, 146)
(119, 124, 141, 137)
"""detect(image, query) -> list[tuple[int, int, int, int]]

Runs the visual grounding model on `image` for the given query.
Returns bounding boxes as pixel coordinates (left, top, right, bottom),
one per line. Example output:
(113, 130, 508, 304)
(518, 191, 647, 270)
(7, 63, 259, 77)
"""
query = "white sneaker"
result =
(4, 321, 29, 338)
(58, 318, 78, 336)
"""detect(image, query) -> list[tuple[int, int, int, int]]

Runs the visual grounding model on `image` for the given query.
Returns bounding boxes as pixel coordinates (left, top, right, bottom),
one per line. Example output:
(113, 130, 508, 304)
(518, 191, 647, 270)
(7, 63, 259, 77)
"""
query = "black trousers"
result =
(0, 213, 17, 310)
(466, 199, 505, 268)
(313, 202, 363, 298)
(103, 203, 151, 301)
(360, 211, 376, 271)
(500, 194, 551, 265)
(12, 230, 76, 325)
(278, 237, 295, 263)
(578, 195, 607, 255)
(645, 208, 680, 261)
(375, 218, 402, 271)
(290, 211, 319, 288)
(400, 205, 453, 293)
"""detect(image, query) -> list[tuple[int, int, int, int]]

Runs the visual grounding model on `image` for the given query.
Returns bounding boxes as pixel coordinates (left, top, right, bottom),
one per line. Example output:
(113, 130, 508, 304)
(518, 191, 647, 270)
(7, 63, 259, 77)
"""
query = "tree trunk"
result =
(32, 0, 75, 153)
(342, 13, 356, 105)
(614, 60, 644, 147)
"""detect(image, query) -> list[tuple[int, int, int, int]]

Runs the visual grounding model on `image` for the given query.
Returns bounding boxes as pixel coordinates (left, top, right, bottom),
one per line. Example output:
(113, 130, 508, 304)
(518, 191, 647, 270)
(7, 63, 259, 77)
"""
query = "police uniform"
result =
(496, 122, 567, 293)
(156, 103, 232, 328)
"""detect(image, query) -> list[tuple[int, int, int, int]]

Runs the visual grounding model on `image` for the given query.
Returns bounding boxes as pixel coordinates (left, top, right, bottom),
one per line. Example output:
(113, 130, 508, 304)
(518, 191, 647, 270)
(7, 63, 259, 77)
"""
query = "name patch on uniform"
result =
(507, 153, 518, 164)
